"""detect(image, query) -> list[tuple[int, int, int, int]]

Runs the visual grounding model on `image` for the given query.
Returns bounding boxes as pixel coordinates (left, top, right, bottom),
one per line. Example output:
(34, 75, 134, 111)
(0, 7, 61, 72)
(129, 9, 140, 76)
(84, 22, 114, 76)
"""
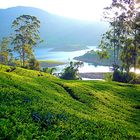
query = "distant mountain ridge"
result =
(0, 6, 108, 50)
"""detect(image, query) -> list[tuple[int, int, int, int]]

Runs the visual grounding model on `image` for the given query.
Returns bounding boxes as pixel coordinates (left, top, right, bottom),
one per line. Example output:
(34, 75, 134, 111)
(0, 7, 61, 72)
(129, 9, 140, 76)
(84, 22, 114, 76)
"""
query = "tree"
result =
(0, 37, 10, 64)
(28, 57, 40, 71)
(8, 53, 16, 66)
(99, 0, 140, 73)
(11, 15, 42, 67)
(98, 30, 115, 62)
(60, 61, 83, 80)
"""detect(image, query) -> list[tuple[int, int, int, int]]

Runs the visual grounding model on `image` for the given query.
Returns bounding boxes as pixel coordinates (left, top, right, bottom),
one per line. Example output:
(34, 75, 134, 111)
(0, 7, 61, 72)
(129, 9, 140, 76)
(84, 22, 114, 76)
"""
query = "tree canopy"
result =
(11, 15, 42, 67)
(99, 0, 140, 73)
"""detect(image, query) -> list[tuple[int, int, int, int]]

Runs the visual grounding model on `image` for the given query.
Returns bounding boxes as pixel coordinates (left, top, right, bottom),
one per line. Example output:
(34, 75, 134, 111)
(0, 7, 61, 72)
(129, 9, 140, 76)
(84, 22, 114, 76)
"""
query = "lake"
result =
(34, 46, 112, 73)
(35, 46, 95, 61)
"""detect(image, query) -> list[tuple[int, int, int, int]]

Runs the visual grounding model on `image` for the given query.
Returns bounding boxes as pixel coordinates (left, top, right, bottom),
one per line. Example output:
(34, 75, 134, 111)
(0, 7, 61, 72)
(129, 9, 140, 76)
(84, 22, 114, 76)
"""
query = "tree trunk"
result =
(133, 30, 137, 73)
(113, 18, 116, 65)
(22, 47, 25, 67)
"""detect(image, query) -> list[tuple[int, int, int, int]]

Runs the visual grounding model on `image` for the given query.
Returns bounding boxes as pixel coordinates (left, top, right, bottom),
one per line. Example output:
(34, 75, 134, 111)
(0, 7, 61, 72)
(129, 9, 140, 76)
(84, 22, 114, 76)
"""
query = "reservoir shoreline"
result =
(80, 72, 112, 79)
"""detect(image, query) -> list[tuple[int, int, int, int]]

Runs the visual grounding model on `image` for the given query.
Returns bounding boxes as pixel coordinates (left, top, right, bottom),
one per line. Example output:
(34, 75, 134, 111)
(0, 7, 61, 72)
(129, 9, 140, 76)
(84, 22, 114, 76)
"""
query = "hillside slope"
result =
(0, 6, 108, 49)
(0, 64, 140, 139)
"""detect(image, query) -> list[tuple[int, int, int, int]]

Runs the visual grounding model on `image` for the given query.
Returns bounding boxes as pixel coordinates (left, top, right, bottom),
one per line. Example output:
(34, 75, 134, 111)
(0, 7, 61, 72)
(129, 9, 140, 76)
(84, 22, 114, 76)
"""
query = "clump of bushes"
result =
(111, 70, 140, 84)
(104, 73, 113, 81)
(60, 61, 83, 80)
(42, 67, 57, 75)
(130, 74, 140, 84)
(112, 70, 131, 83)
(104, 68, 140, 84)
(28, 58, 40, 71)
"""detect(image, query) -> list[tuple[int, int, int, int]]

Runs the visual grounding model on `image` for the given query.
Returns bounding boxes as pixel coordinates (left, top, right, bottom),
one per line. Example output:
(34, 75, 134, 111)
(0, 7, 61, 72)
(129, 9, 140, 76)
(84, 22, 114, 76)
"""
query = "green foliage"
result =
(0, 65, 140, 140)
(0, 37, 10, 65)
(129, 73, 140, 84)
(113, 70, 131, 83)
(0, 64, 140, 139)
(42, 67, 57, 74)
(60, 61, 83, 80)
(112, 70, 140, 84)
(28, 58, 40, 71)
(11, 15, 42, 67)
(75, 50, 114, 66)
(8, 53, 16, 66)
(104, 73, 113, 81)
(99, 0, 140, 73)
(97, 50, 110, 59)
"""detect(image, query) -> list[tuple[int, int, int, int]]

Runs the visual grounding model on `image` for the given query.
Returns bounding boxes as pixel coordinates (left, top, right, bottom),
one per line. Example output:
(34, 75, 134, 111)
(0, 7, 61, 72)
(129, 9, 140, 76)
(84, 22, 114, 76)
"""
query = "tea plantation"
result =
(0, 64, 140, 140)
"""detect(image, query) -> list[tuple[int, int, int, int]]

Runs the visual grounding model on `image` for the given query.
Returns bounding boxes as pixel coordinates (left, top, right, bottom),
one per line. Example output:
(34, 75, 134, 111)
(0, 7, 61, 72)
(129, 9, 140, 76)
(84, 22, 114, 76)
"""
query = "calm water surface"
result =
(35, 46, 111, 73)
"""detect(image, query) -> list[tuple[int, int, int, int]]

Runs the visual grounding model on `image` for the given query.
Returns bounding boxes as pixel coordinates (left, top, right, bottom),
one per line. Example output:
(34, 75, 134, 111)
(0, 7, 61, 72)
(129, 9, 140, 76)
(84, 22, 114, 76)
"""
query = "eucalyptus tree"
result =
(99, 0, 140, 73)
(120, 0, 140, 71)
(11, 15, 42, 67)
(98, 28, 118, 66)
(99, 0, 127, 67)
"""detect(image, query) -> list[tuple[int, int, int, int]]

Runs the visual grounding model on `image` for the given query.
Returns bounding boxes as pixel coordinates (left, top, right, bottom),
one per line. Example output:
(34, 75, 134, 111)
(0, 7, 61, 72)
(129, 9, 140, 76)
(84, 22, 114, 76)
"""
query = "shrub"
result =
(112, 70, 140, 84)
(28, 58, 40, 71)
(60, 61, 83, 80)
(129, 73, 140, 84)
(42, 67, 57, 75)
(104, 73, 113, 81)
(113, 70, 130, 83)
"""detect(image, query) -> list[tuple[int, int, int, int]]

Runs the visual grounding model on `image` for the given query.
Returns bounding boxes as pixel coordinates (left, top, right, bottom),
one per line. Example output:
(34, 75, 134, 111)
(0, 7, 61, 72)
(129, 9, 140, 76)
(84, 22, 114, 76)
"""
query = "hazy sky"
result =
(0, 0, 112, 21)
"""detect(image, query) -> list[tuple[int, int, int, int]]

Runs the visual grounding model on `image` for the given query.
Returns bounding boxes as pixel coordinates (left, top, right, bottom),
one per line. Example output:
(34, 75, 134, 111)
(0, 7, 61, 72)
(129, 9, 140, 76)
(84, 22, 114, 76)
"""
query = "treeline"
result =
(99, 0, 140, 73)
(0, 14, 83, 80)
(0, 15, 42, 70)
(98, 0, 140, 83)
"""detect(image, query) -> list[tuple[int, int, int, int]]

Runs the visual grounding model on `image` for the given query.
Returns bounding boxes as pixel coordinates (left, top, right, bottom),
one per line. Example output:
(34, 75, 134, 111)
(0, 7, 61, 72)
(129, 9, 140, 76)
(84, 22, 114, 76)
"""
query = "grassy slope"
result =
(0, 64, 140, 140)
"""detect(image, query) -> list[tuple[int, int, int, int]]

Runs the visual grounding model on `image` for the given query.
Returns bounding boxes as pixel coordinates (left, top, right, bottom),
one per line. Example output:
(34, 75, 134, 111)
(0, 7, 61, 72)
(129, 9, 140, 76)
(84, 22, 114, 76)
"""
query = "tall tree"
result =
(11, 15, 41, 67)
(99, 0, 140, 73)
